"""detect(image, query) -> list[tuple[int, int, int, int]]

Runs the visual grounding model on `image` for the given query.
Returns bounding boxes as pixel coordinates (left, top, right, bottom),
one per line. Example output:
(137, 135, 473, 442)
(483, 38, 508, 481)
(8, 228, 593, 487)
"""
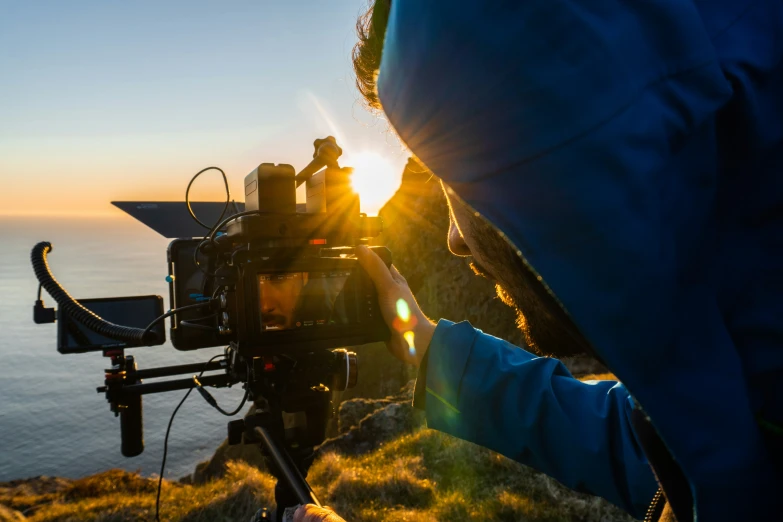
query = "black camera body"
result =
(166, 138, 390, 356)
(167, 240, 390, 356)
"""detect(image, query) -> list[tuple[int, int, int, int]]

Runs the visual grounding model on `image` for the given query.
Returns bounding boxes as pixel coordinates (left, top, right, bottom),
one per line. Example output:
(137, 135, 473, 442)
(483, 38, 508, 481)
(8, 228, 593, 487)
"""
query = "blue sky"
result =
(0, 1, 405, 216)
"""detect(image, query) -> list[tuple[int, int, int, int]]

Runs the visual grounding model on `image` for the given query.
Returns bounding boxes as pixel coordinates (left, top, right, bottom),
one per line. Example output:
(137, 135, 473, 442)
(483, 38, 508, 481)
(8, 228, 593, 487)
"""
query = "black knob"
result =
(251, 508, 271, 521)
(331, 349, 358, 391)
(313, 136, 342, 168)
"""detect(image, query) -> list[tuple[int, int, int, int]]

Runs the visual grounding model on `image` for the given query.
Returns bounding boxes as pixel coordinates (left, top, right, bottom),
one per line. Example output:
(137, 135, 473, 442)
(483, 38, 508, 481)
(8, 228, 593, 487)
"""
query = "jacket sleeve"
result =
(414, 320, 658, 519)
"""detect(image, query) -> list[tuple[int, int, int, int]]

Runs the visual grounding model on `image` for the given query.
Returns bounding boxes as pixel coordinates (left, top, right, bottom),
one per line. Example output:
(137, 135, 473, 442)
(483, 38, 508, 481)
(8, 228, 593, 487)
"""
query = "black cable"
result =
(193, 377, 249, 416)
(141, 301, 214, 341)
(188, 167, 255, 278)
(179, 320, 216, 331)
(155, 353, 226, 522)
(184, 165, 236, 281)
(31, 242, 151, 343)
(185, 166, 231, 231)
(191, 209, 258, 278)
(181, 313, 218, 323)
(156, 387, 192, 522)
(192, 238, 224, 277)
(207, 210, 259, 243)
(216, 388, 248, 416)
(37, 283, 42, 301)
(179, 313, 218, 331)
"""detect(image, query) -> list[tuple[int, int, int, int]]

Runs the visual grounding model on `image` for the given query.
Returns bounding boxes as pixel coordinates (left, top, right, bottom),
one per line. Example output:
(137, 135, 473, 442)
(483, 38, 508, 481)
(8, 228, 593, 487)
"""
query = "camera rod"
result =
(98, 359, 236, 396)
(134, 360, 226, 380)
(122, 373, 235, 395)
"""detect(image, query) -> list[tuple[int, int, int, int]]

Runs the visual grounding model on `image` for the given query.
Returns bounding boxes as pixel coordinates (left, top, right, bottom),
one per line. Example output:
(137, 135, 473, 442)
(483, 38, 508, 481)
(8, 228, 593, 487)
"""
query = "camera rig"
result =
(30, 137, 391, 521)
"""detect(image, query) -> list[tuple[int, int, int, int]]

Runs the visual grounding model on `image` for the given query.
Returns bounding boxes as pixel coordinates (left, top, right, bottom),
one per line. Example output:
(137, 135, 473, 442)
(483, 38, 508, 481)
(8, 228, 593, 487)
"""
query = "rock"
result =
(192, 437, 267, 485)
(0, 476, 71, 497)
(317, 382, 424, 457)
(337, 398, 394, 434)
(63, 469, 158, 501)
(0, 476, 72, 516)
(0, 505, 25, 522)
(337, 379, 417, 434)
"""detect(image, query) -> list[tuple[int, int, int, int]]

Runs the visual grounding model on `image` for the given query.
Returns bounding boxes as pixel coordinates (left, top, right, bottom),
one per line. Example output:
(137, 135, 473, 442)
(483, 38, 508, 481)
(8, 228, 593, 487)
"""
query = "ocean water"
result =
(0, 216, 247, 481)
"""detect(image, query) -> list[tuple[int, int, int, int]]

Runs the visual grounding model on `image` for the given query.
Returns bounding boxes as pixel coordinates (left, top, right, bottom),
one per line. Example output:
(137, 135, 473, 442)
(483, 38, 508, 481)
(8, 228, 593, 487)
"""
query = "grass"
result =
(308, 430, 632, 522)
(4, 428, 633, 522)
(2, 463, 275, 522)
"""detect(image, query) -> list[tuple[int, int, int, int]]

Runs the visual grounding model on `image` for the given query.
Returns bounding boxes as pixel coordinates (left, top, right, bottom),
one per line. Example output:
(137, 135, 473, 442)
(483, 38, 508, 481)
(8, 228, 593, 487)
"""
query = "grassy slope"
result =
(5, 425, 633, 522)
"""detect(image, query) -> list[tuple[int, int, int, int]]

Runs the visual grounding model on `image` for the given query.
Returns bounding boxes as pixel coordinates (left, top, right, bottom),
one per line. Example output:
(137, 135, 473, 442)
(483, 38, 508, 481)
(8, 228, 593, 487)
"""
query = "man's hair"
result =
(352, 0, 391, 111)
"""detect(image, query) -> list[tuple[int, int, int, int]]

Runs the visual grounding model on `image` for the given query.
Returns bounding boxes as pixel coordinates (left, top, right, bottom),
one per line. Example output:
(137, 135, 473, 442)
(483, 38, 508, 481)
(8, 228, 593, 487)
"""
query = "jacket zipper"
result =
(644, 487, 664, 522)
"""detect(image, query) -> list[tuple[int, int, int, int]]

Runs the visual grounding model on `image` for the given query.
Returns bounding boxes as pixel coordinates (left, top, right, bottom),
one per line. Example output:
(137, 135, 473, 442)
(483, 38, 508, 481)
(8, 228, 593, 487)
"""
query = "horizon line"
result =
(0, 210, 125, 219)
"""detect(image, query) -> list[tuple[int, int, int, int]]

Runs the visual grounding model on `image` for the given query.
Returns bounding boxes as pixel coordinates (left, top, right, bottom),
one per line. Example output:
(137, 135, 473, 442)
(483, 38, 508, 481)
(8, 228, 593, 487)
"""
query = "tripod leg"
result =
(249, 383, 332, 520)
(253, 426, 320, 522)
(271, 448, 317, 522)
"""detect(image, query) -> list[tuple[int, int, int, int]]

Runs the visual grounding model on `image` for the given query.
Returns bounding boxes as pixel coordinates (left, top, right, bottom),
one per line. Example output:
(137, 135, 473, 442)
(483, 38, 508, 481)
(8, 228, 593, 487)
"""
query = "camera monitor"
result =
(167, 238, 390, 354)
(57, 295, 166, 354)
(258, 270, 352, 331)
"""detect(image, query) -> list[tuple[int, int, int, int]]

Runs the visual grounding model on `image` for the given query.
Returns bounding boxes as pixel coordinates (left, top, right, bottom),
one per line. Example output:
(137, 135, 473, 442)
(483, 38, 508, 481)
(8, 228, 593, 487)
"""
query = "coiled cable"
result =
(30, 241, 154, 344)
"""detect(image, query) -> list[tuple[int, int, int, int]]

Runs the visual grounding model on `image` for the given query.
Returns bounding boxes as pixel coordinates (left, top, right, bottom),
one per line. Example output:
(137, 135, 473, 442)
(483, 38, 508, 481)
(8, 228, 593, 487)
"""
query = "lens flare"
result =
(396, 298, 411, 322)
(404, 330, 416, 357)
(347, 151, 402, 216)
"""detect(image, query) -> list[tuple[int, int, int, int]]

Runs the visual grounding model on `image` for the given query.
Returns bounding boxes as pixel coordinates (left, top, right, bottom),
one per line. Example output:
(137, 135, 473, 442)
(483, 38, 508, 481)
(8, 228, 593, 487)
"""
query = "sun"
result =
(346, 151, 402, 216)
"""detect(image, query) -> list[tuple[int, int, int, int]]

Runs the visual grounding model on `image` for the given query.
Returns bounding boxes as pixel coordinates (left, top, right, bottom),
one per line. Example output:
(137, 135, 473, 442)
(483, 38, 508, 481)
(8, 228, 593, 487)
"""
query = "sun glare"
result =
(347, 151, 402, 216)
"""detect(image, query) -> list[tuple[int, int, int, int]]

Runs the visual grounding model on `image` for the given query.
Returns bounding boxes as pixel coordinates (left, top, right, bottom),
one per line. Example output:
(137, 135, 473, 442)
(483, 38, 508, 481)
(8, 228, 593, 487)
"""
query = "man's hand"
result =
(293, 504, 345, 522)
(355, 245, 436, 366)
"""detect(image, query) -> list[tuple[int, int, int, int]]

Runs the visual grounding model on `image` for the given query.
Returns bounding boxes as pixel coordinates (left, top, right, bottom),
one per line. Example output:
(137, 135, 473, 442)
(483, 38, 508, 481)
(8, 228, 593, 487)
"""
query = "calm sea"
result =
(0, 216, 246, 481)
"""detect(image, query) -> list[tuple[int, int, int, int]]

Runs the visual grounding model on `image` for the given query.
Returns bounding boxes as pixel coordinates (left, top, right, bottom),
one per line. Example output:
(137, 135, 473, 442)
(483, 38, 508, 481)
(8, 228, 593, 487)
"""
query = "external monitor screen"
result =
(58, 295, 165, 353)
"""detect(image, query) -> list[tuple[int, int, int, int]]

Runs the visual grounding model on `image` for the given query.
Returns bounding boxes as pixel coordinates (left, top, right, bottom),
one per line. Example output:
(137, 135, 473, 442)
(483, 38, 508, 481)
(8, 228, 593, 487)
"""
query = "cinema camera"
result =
(30, 137, 391, 521)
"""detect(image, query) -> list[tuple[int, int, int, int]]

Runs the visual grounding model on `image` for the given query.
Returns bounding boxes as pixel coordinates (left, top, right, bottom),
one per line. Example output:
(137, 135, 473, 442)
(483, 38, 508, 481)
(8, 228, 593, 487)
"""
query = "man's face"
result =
(442, 183, 591, 358)
(259, 272, 307, 330)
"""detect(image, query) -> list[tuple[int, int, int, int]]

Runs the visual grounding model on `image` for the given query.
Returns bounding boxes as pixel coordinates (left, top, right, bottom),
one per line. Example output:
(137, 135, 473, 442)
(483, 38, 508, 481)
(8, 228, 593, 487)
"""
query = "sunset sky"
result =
(0, 1, 406, 217)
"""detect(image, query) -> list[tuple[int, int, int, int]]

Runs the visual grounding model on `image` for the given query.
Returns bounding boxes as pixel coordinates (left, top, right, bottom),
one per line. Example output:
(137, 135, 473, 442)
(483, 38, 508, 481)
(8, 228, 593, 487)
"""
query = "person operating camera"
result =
(298, 1, 783, 521)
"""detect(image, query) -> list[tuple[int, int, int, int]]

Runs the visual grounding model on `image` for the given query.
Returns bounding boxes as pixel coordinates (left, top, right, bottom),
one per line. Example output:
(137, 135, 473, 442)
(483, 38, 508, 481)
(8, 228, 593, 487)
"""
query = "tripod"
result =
(228, 386, 332, 522)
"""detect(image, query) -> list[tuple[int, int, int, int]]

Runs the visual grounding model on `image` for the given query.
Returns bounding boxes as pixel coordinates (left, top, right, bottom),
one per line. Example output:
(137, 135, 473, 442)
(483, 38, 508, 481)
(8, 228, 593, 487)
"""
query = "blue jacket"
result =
(377, 1, 783, 521)
(416, 320, 658, 517)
